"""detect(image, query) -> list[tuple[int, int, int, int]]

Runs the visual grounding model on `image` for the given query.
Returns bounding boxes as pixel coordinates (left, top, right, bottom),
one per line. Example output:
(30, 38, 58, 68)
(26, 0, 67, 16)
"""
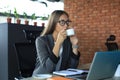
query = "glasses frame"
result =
(58, 20, 72, 26)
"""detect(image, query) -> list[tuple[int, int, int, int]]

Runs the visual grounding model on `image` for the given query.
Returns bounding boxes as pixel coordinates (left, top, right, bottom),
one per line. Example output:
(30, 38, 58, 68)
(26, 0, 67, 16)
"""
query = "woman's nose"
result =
(64, 24, 69, 29)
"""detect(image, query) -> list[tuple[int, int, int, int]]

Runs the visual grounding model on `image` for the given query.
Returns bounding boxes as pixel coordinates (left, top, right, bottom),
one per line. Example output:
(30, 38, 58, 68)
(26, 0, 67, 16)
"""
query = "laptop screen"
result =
(86, 51, 120, 80)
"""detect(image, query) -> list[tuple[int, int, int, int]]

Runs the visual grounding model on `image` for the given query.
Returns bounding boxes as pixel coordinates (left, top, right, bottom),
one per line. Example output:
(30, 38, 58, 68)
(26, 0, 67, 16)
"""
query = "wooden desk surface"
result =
(20, 76, 74, 80)
(20, 77, 120, 80)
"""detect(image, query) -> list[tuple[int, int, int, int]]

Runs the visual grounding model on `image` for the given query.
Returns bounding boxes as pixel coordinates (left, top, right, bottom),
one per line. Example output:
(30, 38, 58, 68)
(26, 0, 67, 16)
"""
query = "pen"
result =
(68, 70, 77, 72)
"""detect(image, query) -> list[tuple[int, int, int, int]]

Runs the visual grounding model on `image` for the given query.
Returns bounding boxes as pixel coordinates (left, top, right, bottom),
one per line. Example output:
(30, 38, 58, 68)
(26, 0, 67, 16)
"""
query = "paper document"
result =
(53, 68, 88, 77)
(114, 64, 120, 77)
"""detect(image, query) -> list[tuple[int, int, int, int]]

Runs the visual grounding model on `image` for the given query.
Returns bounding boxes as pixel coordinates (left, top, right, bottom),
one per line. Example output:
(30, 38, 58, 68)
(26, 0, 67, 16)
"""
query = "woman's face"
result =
(55, 14, 71, 33)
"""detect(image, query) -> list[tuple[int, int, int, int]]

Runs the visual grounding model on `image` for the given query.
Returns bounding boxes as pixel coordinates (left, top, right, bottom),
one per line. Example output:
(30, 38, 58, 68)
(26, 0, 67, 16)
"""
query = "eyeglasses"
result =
(58, 20, 71, 26)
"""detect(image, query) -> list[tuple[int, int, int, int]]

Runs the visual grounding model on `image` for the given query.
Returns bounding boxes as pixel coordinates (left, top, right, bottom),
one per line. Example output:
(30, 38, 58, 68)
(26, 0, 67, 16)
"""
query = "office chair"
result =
(14, 42, 36, 78)
(23, 29, 41, 43)
(105, 35, 119, 51)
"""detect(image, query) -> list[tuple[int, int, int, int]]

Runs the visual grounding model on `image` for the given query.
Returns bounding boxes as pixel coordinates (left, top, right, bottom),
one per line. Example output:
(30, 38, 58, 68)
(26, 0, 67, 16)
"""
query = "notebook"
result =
(86, 51, 120, 80)
(53, 68, 88, 77)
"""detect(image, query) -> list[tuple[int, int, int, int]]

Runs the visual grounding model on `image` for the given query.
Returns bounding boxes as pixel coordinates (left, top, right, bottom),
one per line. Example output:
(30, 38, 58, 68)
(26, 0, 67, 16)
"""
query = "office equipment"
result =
(105, 35, 119, 51)
(86, 51, 120, 80)
(105, 42, 118, 51)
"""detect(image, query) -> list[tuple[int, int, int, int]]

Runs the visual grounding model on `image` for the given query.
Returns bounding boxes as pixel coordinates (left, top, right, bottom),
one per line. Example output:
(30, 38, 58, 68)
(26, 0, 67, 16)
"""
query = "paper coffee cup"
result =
(66, 28, 75, 36)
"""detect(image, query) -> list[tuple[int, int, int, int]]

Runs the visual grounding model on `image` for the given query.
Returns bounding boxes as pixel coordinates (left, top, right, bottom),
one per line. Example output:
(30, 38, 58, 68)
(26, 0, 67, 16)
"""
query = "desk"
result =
(20, 77, 120, 80)
(20, 63, 120, 80)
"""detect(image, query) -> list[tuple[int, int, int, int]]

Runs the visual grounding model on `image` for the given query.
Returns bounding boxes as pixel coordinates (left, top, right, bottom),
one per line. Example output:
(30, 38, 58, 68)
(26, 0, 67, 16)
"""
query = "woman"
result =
(32, 10, 80, 75)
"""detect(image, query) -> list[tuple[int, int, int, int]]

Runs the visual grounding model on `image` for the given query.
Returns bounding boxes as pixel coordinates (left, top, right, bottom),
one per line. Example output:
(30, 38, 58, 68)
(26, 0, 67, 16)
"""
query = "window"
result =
(0, 0, 64, 25)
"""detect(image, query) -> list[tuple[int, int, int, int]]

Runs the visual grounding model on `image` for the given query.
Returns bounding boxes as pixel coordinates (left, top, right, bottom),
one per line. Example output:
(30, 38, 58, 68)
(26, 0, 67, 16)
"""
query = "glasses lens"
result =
(59, 20, 66, 26)
(66, 21, 71, 26)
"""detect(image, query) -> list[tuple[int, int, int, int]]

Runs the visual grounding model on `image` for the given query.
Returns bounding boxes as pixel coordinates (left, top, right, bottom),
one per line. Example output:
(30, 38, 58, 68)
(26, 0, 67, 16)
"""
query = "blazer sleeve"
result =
(61, 38, 80, 69)
(67, 38, 80, 68)
(69, 51, 80, 68)
(33, 36, 59, 74)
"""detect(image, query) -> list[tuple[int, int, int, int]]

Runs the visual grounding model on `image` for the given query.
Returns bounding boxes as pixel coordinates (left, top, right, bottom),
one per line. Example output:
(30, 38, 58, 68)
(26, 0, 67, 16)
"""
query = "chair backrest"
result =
(14, 42, 36, 77)
(23, 29, 41, 43)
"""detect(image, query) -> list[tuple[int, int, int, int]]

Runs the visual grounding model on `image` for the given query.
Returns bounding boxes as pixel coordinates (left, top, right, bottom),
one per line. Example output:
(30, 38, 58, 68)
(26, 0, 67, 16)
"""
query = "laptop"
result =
(86, 51, 120, 80)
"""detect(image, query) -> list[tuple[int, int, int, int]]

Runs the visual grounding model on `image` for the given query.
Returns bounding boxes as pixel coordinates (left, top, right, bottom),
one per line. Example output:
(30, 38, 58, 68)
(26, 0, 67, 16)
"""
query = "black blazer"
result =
(32, 34, 80, 75)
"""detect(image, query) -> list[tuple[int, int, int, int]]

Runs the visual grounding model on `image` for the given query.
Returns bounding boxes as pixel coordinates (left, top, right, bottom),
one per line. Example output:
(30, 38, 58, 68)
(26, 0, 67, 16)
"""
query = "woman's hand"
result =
(53, 28, 67, 57)
(70, 35, 79, 55)
(56, 28, 67, 44)
(70, 35, 78, 45)
(69, 27, 79, 55)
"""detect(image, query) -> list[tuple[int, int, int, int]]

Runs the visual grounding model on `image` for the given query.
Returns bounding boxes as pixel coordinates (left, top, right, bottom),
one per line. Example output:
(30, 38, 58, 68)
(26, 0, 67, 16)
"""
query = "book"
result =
(53, 68, 88, 77)
(47, 76, 73, 80)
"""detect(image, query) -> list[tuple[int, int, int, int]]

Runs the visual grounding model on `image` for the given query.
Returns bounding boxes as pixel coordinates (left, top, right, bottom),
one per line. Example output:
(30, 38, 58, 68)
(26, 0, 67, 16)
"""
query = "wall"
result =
(64, 0, 120, 65)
